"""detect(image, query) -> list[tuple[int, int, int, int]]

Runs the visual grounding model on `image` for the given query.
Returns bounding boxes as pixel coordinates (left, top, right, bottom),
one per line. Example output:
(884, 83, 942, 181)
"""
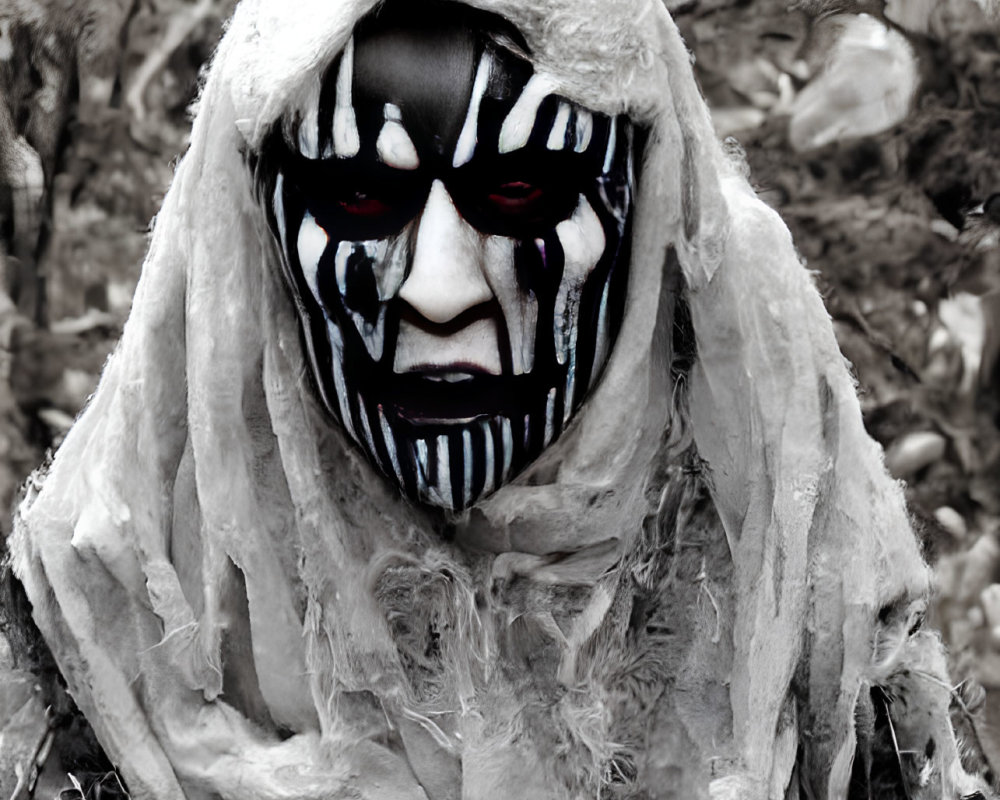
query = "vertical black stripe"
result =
(395, 422, 419, 500)
(582, 113, 612, 171)
(448, 430, 464, 510)
(490, 416, 504, 491)
(495, 305, 514, 375)
(552, 381, 566, 441)
(317, 54, 343, 158)
(361, 396, 392, 479)
(525, 94, 562, 152)
(343, 245, 381, 322)
(469, 423, 487, 504)
(426, 435, 438, 489)
(509, 411, 527, 478)
(316, 241, 343, 313)
(532, 229, 565, 374)
(277, 179, 344, 424)
(346, 389, 367, 458)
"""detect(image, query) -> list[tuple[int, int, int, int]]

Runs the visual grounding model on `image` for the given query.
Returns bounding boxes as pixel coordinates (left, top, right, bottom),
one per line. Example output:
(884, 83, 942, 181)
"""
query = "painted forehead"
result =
(304, 3, 612, 172)
(348, 4, 492, 160)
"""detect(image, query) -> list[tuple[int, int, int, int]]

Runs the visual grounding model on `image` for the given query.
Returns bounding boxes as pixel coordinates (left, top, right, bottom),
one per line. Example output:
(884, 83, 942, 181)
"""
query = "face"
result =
(255, 3, 634, 511)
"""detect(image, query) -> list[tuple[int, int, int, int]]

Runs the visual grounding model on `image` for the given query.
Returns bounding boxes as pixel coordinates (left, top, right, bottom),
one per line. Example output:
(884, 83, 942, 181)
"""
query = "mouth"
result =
(330, 356, 575, 511)
(385, 366, 518, 424)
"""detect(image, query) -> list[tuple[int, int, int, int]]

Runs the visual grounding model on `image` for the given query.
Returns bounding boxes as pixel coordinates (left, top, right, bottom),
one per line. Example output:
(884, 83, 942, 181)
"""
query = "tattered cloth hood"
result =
(7, 1, 977, 798)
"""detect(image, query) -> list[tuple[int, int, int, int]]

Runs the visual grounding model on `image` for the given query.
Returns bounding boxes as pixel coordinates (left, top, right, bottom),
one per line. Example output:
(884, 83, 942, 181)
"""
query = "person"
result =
(1, 0, 992, 797)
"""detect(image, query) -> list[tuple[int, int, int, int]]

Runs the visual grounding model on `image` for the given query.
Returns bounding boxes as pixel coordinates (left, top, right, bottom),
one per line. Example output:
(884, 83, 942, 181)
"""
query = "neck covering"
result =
(8, 1, 982, 798)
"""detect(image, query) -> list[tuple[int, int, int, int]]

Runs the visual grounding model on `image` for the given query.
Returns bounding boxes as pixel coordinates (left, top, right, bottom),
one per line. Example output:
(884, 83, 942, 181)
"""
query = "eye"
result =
(338, 192, 392, 217)
(487, 181, 545, 212)
(293, 164, 430, 240)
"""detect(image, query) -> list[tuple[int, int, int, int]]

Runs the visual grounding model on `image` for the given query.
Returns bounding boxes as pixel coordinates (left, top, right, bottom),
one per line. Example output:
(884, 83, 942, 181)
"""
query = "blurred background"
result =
(1, 0, 998, 772)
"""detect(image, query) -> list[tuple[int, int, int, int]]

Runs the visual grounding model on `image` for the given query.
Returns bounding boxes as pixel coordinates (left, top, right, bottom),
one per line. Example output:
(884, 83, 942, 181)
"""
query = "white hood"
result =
(10, 1, 975, 798)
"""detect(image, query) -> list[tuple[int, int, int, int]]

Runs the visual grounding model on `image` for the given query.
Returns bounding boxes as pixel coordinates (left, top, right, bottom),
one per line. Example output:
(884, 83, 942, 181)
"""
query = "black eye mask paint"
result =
(254, 1, 635, 512)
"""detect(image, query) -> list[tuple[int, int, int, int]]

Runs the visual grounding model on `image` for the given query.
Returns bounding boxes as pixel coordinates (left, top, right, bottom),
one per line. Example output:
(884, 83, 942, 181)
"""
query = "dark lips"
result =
(384, 369, 527, 424)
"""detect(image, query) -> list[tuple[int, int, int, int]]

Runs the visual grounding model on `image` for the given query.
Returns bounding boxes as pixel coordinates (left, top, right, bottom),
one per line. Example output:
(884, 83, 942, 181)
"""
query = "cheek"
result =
(375, 233, 411, 301)
(554, 197, 606, 283)
(310, 240, 387, 321)
(552, 198, 608, 370)
(295, 211, 329, 302)
(298, 232, 406, 319)
(482, 236, 538, 376)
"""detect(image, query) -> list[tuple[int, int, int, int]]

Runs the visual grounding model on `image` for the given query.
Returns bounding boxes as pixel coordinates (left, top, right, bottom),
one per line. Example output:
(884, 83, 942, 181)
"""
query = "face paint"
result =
(254, 2, 634, 511)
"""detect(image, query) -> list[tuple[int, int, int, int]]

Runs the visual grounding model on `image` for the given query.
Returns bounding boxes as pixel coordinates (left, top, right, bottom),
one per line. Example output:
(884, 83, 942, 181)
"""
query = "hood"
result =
(8, 1, 966, 798)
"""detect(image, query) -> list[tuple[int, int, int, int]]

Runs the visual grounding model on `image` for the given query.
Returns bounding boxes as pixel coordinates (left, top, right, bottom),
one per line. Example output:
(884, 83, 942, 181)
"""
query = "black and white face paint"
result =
(254, 3, 634, 511)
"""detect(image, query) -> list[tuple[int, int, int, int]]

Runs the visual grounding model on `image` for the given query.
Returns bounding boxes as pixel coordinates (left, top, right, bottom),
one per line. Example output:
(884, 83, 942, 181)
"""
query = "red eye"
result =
(338, 193, 390, 216)
(487, 181, 544, 212)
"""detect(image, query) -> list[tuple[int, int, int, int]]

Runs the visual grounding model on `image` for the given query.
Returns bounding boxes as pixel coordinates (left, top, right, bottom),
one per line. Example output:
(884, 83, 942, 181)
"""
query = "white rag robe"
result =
(8, 1, 985, 798)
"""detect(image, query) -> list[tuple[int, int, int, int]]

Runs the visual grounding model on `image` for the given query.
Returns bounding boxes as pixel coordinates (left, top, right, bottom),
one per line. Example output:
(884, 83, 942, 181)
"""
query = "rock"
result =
(711, 106, 766, 138)
(884, 431, 947, 478)
(886, 0, 936, 34)
(934, 506, 968, 539)
(950, 617, 977, 653)
(938, 292, 986, 397)
(0, 670, 48, 798)
(976, 651, 1000, 689)
(982, 583, 1000, 629)
(958, 533, 1000, 604)
(788, 15, 919, 151)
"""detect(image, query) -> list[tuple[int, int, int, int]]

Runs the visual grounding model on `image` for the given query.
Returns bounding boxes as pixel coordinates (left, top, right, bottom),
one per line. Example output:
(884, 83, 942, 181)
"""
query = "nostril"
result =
(397, 271, 494, 324)
(397, 297, 503, 335)
(398, 178, 493, 324)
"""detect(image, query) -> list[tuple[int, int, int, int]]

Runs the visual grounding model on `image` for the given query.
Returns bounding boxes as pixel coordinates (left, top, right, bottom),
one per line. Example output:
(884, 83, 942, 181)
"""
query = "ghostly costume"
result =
(255, 2, 636, 510)
(2, 1, 989, 798)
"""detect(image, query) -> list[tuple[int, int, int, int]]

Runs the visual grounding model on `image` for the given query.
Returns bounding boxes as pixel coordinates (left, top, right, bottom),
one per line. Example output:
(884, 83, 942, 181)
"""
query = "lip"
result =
(379, 368, 525, 425)
(392, 315, 504, 376)
(398, 362, 496, 382)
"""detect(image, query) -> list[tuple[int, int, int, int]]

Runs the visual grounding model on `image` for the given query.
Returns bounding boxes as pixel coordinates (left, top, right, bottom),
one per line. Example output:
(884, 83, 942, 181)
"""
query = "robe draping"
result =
(6, 1, 983, 798)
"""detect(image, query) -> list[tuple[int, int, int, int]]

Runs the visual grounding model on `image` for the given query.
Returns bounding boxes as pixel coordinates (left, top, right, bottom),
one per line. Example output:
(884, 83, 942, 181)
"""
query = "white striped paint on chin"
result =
(403, 415, 525, 510)
(319, 368, 587, 510)
(462, 429, 474, 508)
(435, 434, 452, 508)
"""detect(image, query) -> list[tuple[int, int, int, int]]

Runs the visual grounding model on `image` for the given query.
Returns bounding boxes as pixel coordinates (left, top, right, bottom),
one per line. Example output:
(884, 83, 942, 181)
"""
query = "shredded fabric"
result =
(2, 1, 992, 798)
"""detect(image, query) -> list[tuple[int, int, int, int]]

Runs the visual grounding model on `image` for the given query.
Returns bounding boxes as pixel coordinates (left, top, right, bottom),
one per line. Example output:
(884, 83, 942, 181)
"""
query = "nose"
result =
(399, 179, 493, 324)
